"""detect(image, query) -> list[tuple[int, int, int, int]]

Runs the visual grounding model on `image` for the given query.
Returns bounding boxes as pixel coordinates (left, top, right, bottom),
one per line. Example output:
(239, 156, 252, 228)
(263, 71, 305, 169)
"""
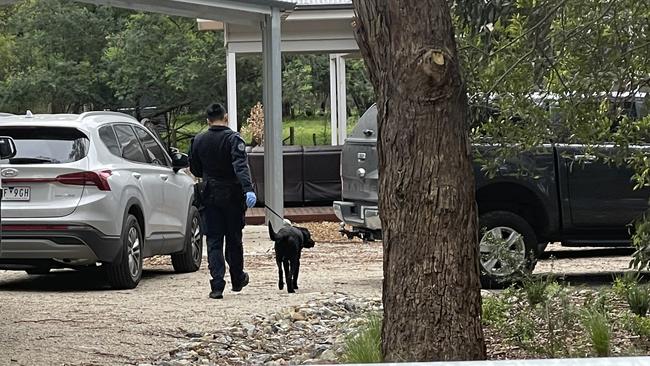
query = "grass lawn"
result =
(180, 116, 359, 148)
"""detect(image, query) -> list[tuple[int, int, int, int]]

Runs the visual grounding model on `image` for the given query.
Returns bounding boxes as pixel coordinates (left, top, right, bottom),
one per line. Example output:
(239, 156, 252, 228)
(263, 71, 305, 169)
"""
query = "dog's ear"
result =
(268, 221, 277, 241)
(298, 228, 316, 248)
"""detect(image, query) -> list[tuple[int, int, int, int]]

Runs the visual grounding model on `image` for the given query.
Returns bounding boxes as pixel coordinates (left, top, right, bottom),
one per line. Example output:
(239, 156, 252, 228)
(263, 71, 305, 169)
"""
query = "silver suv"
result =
(0, 112, 201, 289)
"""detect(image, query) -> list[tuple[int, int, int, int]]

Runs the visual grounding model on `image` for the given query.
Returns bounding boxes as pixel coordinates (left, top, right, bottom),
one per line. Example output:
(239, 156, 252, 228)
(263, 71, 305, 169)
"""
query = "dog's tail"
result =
(268, 221, 277, 241)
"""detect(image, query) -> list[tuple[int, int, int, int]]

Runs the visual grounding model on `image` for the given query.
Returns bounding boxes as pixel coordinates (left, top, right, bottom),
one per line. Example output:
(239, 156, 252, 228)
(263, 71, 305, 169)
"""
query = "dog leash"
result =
(264, 204, 284, 222)
(263, 205, 284, 254)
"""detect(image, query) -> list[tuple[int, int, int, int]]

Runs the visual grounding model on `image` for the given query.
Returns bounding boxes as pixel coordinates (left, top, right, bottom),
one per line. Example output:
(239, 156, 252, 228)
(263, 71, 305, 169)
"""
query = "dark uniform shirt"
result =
(189, 125, 254, 193)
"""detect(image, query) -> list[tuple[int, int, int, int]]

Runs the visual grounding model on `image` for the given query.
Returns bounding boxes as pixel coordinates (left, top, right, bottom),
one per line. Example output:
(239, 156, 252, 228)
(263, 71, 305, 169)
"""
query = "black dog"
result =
(268, 222, 315, 293)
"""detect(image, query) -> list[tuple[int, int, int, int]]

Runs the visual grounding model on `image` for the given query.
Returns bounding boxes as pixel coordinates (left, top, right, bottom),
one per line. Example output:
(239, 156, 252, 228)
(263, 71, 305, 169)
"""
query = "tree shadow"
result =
(540, 247, 635, 259)
(482, 245, 647, 289)
(0, 267, 178, 293)
(555, 271, 650, 286)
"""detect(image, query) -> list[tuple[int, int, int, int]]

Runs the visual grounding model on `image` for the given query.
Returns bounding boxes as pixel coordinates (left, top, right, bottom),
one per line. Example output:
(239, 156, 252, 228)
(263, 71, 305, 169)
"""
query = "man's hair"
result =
(206, 103, 227, 122)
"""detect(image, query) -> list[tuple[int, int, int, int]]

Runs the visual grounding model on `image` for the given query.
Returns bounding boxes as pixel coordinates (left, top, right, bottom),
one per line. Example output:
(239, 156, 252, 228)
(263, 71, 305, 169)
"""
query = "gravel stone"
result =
(151, 296, 381, 365)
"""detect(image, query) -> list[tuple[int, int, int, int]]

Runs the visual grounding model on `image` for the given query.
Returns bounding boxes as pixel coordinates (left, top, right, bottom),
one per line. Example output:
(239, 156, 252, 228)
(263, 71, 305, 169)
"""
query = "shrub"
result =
(613, 272, 641, 299)
(342, 314, 382, 363)
(482, 295, 510, 326)
(508, 311, 538, 352)
(581, 308, 611, 357)
(545, 285, 580, 358)
(241, 102, 264, 146)
(522, 275, 553, 308)
(626, 284, 650, 317)
(623, 313, 650, 338)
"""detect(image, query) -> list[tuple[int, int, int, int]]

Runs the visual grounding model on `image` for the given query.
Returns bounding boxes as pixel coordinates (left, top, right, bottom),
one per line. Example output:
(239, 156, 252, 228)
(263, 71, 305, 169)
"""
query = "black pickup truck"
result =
(333, 104, 650, 281)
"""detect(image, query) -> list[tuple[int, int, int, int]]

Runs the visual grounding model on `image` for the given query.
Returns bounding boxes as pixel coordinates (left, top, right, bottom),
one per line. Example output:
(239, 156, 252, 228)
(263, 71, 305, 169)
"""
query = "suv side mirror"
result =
(0, 137, 16, 160)
(171, 152, 189, 172)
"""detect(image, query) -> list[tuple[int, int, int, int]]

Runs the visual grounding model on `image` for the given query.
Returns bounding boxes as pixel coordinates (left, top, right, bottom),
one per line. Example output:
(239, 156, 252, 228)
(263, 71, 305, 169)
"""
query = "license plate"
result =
(2, 186, 31, 201)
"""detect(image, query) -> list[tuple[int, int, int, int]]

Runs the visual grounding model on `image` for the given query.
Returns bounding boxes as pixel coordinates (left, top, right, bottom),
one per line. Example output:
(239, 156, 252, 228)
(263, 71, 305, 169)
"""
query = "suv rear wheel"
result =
(171, 206, 202, 273)
(479, 211, 539, 287)
(106, 214, 143, 289)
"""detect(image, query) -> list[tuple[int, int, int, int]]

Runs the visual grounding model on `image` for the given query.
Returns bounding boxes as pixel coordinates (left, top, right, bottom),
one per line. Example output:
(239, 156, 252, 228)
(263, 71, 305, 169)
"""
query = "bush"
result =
(522, 275, 554, 308)
(613, 272, 641, 299)
(543, 285, 580, 358)
(508, 311, 538, 352)
(626, 284, 650, 317)
(623, 313, 650, 338)
(482, 295, 510, 326)
(241, 102, 264, 146)
(342, 314, 382, 363)
(581, 308, 611, 357)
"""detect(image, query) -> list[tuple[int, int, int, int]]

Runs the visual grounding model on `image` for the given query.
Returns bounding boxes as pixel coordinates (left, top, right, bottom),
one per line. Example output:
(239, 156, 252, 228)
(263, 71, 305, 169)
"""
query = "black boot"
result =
(210, 277, 226, 299)
(209, 290, 223, 299)
(232, 272, 249, 292)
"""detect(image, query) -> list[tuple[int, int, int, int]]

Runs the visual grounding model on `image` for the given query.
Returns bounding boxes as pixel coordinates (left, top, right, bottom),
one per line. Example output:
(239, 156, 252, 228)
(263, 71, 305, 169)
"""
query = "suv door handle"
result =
(160, 174, 169, 181)
(132, 172, 142, 180)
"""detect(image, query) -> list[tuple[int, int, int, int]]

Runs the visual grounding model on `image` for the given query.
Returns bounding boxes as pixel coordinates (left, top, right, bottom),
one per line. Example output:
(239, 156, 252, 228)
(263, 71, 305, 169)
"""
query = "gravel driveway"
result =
(0, 226, 382, 366)
(0, 226, 636, 366)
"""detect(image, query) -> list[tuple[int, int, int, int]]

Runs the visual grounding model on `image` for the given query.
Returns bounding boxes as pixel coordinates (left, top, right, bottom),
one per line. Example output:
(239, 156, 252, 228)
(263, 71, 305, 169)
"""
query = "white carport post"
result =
(262, 8, 284, 229)
(226, 51, 238, 131)
(329, 53, 347, 145)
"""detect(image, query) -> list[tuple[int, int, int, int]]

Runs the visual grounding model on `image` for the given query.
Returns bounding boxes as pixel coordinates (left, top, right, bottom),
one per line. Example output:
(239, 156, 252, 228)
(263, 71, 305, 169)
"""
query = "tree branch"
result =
(146, 101, 192, 119)
(489, 0, 570, 57)
(485, 48, 536, 96)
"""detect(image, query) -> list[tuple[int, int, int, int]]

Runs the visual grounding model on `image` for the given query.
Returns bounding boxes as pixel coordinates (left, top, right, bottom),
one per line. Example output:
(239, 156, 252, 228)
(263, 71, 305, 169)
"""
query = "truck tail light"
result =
(56, 171, 112, 191)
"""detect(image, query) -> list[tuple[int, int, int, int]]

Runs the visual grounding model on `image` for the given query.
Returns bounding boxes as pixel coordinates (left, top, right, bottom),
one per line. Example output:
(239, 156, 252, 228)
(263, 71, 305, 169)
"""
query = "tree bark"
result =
(352, 0, 486, 361)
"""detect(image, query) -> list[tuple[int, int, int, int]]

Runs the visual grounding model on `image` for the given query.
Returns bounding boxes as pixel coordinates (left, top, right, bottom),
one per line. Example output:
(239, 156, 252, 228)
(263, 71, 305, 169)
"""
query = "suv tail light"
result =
(56, 171, 112, 191)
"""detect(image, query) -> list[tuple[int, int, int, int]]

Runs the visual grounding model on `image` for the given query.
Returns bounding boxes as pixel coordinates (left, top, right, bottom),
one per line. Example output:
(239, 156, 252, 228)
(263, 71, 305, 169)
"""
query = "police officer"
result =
(189, 103, 257, 299)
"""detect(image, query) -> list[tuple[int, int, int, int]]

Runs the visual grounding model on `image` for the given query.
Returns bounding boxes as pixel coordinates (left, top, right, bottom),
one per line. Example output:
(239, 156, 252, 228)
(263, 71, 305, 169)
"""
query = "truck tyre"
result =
(537, 242, 550, 255)
(106, 215, 143, 290)
(479, 211, 538, 287)
(171, 206, 203, 273)
(26, 268, 51, 275)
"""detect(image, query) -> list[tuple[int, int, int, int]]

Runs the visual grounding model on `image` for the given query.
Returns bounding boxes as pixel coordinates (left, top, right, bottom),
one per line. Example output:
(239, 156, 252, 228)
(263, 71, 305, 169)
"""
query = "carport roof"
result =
(0, 0, 298, 25)
(80, 0, 295, 25)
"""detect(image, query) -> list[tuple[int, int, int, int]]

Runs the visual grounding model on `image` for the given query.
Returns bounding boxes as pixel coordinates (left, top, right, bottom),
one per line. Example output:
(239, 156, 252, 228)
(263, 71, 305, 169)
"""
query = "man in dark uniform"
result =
(189, 103, 257, 299)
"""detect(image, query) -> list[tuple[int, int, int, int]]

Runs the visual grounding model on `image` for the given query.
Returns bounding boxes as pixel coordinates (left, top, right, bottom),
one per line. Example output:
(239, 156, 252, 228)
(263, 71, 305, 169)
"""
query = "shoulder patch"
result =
(231, 133, 246, 151)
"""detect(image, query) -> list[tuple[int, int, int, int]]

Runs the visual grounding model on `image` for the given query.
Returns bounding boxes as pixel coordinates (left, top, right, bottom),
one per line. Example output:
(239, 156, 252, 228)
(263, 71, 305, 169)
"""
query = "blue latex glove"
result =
(245, 192, 257, 208)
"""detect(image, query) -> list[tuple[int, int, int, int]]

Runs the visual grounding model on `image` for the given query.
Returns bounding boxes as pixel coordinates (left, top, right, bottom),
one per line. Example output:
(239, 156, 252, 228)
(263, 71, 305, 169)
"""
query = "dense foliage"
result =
(0, 0, 375, 148)
(453, 0, 650, 268)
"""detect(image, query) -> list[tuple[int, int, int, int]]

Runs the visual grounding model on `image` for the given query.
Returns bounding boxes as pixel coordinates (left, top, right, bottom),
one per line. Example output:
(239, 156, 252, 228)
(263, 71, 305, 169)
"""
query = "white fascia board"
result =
(197, 8, 353, 31)
(198, 19, 224, 30)
(228, 38, 359, 53)
(285, 8, 353, 20)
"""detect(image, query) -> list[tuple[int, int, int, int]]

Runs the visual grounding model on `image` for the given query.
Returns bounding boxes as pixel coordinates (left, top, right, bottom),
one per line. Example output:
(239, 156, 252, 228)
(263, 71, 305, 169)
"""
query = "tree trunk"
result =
(352, 0, 486, 361)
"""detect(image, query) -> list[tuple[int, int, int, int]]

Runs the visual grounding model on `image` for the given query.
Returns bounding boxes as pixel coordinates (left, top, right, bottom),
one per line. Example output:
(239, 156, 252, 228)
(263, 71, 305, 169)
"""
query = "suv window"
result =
(133, 126, 170, 167)
(0, 127, 89, 164)
(98, 125, 121, 156)
(113, 124, 147, 163)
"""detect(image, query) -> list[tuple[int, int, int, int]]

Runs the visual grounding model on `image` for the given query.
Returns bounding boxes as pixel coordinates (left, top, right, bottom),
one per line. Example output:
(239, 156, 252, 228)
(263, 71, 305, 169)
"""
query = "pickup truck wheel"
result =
(25, 267, 51, 275)
(538, 242, 549, 254)
(479, 211, 538, 284)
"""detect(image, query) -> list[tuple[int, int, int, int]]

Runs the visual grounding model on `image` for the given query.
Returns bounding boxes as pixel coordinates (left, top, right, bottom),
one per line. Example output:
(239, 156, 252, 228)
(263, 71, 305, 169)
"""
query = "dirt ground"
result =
(0, 226, 382, 366)
(0, 227, 637, 366)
